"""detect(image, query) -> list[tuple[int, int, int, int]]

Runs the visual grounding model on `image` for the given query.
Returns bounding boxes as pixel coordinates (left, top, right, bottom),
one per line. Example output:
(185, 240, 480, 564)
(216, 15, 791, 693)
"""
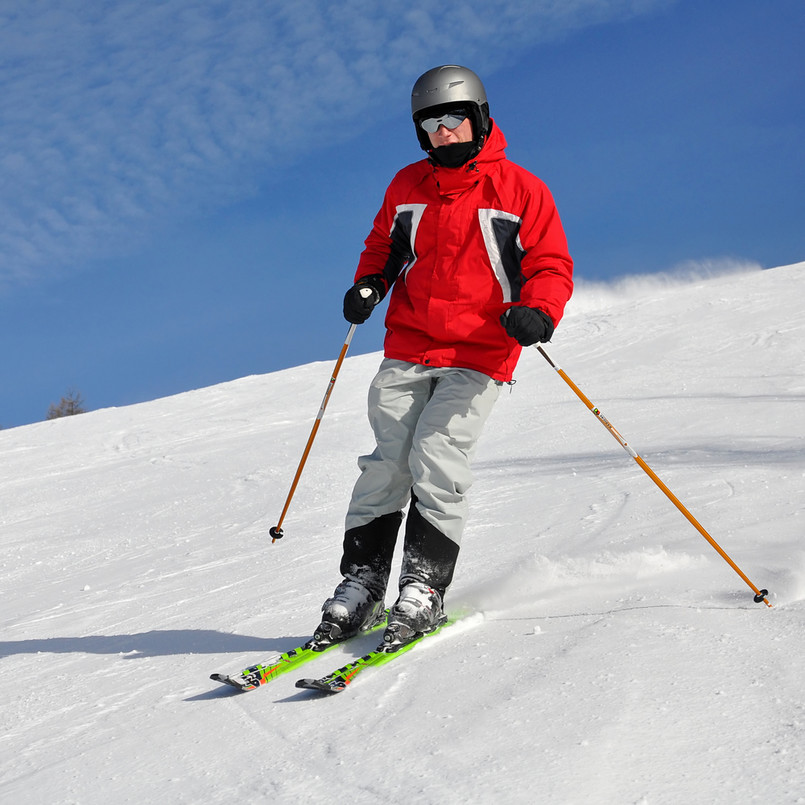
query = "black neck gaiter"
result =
(430, 141, 478, 168)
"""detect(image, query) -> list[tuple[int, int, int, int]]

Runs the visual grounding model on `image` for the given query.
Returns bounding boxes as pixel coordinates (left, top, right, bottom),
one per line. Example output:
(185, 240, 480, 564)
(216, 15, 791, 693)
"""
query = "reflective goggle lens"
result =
(419, 109, 469, 133)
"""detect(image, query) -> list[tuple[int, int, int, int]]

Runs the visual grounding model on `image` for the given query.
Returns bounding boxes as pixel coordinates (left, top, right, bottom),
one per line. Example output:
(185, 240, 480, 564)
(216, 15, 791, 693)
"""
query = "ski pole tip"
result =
(753, 588, 772, 607)
(269, 526, 284, 543)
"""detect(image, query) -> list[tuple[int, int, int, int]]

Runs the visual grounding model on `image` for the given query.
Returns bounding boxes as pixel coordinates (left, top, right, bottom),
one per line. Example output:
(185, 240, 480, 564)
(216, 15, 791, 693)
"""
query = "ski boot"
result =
(309, 579, 386, 650)
(383, 582, 446, 651)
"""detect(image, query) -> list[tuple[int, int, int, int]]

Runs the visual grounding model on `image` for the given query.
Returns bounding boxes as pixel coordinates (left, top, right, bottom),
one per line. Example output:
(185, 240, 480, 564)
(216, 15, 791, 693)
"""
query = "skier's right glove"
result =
(343, 275, 386, 324)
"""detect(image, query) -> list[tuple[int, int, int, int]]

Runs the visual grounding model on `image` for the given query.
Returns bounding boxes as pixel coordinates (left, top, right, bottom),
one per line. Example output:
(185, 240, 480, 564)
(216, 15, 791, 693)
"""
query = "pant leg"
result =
(339, 510, 402, 601)
(340, 359, 434, 596)
(400, 366, 500, 594)
(345, 359, 433, 529)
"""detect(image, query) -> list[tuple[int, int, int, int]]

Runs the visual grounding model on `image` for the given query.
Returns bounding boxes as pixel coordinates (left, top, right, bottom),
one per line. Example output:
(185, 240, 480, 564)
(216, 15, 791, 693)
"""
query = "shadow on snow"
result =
(0, 630, 308, 659)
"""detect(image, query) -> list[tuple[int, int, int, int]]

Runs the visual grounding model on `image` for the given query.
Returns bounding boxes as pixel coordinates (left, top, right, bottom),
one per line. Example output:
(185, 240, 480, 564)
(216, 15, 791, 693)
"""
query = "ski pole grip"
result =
(358, 284, 379, 307)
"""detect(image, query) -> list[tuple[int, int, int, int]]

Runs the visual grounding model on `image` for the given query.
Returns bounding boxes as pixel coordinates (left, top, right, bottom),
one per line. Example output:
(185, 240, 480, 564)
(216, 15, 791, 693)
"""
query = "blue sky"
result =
(1, 0, 803, 429)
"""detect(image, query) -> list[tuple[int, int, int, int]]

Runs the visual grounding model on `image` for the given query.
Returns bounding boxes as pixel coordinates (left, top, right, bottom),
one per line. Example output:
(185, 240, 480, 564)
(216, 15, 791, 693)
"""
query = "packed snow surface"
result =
(2, 263, 804, 804)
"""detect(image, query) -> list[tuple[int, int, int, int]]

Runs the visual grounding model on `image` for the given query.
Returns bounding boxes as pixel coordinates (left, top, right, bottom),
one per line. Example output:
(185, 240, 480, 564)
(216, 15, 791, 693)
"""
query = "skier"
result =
(316, 65, 574, 648)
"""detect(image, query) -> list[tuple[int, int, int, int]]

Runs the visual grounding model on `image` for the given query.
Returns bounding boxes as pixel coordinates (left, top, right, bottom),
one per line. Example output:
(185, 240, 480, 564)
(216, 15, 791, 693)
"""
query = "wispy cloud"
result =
(0, 0, 672, 288)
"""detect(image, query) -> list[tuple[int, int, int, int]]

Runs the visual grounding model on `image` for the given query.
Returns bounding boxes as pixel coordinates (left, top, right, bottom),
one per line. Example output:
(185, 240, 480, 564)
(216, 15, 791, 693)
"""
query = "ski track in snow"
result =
(1, 263, 805, 804)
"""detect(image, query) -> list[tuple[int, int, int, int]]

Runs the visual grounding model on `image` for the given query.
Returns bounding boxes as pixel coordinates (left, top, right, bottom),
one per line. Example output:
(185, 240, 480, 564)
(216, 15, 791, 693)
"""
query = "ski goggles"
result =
(418, 108, 469, 133)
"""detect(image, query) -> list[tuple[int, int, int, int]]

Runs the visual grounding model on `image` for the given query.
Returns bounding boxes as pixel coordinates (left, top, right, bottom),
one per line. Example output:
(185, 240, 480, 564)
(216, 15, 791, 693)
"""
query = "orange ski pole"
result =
(537, 345, 771, 607)
(269, 318, 361, 543)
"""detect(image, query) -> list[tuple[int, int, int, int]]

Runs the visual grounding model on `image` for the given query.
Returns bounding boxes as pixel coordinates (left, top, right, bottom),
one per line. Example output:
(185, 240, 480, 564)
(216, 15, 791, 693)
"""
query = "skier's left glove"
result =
(500, 306, 555, 346)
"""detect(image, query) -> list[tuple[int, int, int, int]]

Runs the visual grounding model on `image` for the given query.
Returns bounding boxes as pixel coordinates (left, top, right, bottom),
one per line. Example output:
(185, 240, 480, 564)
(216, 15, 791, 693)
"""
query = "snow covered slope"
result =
(1, 262, 803, 804)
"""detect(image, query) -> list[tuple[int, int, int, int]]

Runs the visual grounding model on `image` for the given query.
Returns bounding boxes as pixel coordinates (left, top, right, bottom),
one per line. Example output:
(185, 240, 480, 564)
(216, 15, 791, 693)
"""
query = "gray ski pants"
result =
(346, 358, 501, 547)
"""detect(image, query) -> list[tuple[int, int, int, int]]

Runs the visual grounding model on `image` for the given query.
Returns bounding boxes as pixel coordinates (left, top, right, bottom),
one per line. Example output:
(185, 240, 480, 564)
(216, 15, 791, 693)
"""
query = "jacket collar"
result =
(429, 119, 506, 197)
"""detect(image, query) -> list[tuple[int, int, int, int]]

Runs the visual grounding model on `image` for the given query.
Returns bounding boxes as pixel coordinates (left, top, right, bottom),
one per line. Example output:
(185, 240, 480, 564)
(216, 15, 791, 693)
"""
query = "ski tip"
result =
(295, 678, 345, 695)
(210, 673, 254, 692)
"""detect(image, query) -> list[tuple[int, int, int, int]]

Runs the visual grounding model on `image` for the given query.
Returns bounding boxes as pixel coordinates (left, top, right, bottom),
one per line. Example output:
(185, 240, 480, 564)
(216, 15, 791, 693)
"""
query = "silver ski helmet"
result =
(411, 64, 490, 154)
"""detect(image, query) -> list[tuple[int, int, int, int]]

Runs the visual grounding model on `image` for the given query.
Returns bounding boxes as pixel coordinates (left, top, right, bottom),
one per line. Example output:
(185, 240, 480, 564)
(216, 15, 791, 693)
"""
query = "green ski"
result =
(295, 615, 456, 695)
(211, 614, 387, 692)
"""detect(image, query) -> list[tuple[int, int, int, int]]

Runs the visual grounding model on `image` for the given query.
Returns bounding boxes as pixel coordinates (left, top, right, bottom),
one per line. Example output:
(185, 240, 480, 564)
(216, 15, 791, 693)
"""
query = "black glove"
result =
(343, 275, 386, 324)
(500, 306, 555, 346)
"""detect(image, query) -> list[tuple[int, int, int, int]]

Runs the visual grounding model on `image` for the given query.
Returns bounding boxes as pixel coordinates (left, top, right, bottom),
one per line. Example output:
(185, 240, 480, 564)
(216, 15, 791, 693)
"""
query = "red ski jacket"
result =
(355, 120, 573, 382)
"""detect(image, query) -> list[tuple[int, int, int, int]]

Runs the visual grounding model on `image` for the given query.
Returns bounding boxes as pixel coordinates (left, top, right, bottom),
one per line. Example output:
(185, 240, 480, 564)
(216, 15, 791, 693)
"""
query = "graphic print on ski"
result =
(210, 613, 387, 691)
(296, 614, 454, 695)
